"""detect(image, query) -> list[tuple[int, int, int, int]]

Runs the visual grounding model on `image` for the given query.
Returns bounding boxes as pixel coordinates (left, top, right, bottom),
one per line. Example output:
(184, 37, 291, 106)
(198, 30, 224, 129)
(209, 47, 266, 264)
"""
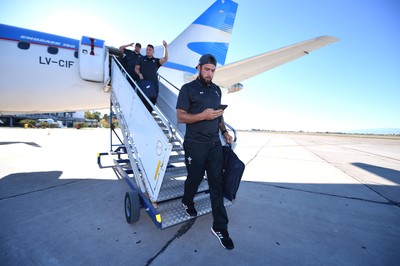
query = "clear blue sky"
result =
(1, 0, 399, 132)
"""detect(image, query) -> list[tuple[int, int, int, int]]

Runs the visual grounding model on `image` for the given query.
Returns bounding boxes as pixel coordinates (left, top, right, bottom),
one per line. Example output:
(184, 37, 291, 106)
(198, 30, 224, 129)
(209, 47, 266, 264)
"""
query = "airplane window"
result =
(48, 47, 58, 55)
(74, 51, 79, 59)
(17, 42, 30, 50)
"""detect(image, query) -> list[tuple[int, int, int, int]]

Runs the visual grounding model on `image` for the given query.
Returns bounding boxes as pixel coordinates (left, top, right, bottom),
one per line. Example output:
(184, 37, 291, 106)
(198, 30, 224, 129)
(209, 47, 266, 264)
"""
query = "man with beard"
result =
(176, 54, 234, 250)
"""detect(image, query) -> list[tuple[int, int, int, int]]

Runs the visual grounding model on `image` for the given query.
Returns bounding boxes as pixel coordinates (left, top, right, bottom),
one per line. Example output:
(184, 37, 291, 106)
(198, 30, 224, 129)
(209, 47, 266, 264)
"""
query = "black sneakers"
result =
(211, 227, 234, 250)
(182, 203, 197, 217)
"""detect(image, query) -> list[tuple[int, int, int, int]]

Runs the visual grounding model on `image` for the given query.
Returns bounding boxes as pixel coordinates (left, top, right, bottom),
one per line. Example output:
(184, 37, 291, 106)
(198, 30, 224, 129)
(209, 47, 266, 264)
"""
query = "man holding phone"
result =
(176, 54, 234, 250)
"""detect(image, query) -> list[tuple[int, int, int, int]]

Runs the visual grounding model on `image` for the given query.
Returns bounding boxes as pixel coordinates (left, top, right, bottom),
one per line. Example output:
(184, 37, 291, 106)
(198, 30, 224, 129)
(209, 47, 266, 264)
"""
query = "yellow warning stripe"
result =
(154, 160, 161, 181)
(156, 214, 162, 223)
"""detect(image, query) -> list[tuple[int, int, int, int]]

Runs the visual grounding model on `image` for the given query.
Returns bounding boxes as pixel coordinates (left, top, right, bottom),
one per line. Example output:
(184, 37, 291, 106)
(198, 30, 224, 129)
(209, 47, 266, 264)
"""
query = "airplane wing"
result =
(212, 35, 339, 90)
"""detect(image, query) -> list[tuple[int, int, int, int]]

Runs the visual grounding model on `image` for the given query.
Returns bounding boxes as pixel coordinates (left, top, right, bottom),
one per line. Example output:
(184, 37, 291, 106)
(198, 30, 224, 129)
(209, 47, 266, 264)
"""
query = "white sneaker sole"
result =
(211, 227, 227, 249)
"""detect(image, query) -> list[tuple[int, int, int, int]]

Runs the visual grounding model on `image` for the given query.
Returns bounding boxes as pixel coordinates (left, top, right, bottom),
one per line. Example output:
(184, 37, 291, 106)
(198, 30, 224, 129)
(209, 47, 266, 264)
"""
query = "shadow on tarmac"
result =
(352, 162, 400, 185)
(0, 171, 87, 201)
(0, 141, 42, 147)
(1, 171, 400, 265)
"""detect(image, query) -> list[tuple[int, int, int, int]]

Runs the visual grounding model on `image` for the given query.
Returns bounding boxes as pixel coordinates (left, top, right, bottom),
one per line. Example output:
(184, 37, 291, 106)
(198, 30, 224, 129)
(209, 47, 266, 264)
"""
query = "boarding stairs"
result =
(102, 57, 233, 229)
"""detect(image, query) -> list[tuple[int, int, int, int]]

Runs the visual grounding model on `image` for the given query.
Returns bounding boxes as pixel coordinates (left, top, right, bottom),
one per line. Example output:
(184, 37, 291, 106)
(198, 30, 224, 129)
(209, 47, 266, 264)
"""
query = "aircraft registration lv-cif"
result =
(0, 0, 338, 115)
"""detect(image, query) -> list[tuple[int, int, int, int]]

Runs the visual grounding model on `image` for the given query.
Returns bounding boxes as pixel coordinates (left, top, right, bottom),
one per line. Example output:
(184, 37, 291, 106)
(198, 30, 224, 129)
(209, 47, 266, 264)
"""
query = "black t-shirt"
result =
(122, 49, 142, 80)
(176, 78, 222, 143)
(136, 56, 161, 88)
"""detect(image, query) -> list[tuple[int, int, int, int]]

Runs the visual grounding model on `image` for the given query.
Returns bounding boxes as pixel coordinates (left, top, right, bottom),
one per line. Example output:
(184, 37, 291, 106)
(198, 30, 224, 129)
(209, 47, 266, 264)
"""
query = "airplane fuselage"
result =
(0, 0, 337, 115)
(0, 24, 110, 114)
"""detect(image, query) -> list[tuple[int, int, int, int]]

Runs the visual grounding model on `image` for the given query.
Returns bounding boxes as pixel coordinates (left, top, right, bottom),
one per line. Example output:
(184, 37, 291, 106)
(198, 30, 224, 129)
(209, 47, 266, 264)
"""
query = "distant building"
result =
(0, 111, 87, 127)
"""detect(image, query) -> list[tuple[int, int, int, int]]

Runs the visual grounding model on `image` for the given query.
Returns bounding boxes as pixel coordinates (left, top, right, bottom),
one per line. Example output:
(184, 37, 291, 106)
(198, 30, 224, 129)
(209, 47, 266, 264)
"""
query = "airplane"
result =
(0, 0, 340, 228)
(0, 0, 339, 115)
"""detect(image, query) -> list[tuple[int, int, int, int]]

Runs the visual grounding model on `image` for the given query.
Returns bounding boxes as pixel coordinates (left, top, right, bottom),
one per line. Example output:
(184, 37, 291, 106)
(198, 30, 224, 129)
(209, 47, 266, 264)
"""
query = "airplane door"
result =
(79, 36, 106, 82)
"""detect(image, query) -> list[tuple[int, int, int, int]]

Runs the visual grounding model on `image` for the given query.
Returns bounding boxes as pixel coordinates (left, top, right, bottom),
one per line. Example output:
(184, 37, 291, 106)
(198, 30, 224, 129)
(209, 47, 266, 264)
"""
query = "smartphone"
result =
(216, 104, 228, 110)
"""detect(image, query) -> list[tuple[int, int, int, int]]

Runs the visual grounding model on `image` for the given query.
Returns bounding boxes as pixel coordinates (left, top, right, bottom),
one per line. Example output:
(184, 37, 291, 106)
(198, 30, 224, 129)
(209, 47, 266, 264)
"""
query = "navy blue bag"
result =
(222, 145, 245, 201)
(138, 80, 158, 100)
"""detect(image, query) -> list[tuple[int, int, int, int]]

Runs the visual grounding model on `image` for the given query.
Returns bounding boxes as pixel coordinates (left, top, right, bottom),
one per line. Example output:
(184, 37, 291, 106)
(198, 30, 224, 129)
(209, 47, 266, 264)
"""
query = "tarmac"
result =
(0, 128, 399, 266)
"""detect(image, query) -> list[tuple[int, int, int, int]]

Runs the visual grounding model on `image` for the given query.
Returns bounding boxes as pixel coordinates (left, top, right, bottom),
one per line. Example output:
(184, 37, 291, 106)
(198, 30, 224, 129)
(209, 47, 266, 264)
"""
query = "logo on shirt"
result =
(200, 91, 204, 94)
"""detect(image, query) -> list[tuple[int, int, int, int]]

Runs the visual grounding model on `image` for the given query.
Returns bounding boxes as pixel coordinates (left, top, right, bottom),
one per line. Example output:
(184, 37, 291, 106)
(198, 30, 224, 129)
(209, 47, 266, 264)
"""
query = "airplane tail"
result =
(162, 0, 238, 74)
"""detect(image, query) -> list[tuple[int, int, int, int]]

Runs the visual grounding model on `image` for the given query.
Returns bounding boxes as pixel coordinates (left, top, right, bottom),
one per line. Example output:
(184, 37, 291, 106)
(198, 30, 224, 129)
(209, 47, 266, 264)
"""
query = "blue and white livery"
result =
(164, 0, 237, 74)
(0, 0, 338, 114)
